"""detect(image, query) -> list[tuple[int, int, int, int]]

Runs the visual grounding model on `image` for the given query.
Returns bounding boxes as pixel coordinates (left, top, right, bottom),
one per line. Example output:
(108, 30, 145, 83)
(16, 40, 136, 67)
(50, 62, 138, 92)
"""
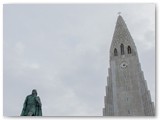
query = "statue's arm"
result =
(35, 96, 42, 116)
(36, 96, 42, 106)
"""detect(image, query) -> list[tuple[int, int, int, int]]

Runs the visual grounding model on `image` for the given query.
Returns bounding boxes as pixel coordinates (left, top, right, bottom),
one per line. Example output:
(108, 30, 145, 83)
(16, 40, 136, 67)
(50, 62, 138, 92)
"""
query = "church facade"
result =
(103, 15, 155, 116)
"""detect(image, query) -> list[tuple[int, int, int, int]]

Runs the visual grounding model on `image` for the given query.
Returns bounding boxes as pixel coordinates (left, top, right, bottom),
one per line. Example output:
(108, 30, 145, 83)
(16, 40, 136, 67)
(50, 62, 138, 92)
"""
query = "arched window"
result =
(120, 44, 124, 55)
(128, 110, 130, 115)
(114, 48, 118, 56)
(128, 46, 131, 54)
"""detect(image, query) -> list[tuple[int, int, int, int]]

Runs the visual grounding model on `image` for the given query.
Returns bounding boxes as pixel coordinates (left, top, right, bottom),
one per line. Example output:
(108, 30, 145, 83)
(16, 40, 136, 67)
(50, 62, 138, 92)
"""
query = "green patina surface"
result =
(21, 89, 42, 116)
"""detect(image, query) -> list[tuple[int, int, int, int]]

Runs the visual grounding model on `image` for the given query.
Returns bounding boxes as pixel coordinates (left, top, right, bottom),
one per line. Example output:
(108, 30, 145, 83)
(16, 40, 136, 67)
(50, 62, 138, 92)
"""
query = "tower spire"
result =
(110, 14, 137, 60)
(117, 12, 121, 15)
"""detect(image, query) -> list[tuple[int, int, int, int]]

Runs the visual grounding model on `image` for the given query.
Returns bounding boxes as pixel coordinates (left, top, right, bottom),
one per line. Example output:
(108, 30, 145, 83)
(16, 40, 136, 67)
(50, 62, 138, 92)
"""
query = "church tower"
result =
(103, 15, 155, 116)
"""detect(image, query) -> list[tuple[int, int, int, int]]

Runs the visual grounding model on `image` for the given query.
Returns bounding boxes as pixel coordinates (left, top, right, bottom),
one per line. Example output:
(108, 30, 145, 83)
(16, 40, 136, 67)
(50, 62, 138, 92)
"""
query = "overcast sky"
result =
(3, 4, 155, 116)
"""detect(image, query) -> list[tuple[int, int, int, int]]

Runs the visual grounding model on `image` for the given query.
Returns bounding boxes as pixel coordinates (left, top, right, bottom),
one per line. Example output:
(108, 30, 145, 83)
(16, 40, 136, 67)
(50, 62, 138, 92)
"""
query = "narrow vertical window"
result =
(120, 44, 124, 55)
(128, 46, 131, 54)
(128, 110, 130, 115)
(114, 48, 118, 56)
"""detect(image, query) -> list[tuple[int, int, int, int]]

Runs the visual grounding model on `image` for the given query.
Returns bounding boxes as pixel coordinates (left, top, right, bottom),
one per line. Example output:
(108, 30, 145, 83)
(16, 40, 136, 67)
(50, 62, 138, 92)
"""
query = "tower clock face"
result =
(120, 61, 128, 69)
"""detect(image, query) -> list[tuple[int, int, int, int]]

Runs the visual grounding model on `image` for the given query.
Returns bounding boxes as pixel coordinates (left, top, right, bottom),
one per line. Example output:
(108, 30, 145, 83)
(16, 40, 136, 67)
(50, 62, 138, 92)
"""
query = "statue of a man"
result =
(21, 89, 42, 116)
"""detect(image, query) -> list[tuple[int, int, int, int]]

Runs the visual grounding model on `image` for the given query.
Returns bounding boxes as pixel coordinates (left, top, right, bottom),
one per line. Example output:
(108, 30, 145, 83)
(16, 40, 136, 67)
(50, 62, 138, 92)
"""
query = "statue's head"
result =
(32, 89, 37, 96)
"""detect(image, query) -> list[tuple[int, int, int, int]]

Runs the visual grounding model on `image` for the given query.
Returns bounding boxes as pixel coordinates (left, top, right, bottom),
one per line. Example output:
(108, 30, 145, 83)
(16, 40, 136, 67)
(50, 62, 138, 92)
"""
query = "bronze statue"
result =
(21, 89, 42, 116)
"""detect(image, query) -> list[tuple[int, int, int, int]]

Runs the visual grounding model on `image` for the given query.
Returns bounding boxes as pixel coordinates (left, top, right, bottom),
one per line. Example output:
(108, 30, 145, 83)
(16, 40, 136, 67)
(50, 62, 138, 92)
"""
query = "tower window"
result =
(128, 110, 130, 115)
(114, 48, 118, 56)
(120, 44, 124, 55)
(128, 46, 131, 54)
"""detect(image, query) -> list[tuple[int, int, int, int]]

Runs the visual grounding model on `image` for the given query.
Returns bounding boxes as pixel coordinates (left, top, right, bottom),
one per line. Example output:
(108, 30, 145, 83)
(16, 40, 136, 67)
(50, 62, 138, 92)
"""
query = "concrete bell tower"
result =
(103, 15, 155, 116)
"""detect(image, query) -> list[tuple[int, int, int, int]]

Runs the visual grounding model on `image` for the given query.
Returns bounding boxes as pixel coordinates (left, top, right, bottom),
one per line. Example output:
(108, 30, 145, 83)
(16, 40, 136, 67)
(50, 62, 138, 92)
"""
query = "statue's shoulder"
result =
(26, 94, 32, 98)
